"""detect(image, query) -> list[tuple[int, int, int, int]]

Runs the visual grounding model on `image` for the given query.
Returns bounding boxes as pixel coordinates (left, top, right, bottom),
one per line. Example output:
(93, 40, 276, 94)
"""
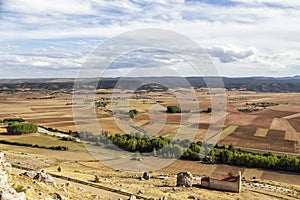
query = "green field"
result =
(2, 134, 84, 152)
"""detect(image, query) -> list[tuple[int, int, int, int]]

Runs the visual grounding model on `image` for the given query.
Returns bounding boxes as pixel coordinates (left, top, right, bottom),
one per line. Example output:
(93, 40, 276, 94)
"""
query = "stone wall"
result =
(201, 172, 242, 193)
(209, 179, 240, 193)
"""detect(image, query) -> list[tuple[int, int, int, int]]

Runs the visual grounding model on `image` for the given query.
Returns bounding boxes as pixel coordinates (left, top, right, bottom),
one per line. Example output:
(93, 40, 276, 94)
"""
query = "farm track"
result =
(11, 164, 148, 200)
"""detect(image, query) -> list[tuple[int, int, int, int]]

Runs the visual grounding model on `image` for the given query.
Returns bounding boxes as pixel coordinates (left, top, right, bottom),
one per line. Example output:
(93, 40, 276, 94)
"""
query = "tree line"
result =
(34, 126, 300, 173)
(77, 131, 300, 173)
(0, 140, 68, 151)
(218, 146, 300, 173)
(1, 118, 25, 123)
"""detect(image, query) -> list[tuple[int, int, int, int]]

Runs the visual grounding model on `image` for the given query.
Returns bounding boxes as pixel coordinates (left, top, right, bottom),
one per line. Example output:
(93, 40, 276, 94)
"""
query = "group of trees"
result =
(166, 105, 211, 114)
(78, 131, 188, 159)
(108, 133, 169, 153)
(183, 143, 300, 173)
(7, 122, 38, 134)
(218, 147, 300, 173)
(108, 133, 188, 159)
(67, 129, 300, 173)
(181, 141, 215, 161)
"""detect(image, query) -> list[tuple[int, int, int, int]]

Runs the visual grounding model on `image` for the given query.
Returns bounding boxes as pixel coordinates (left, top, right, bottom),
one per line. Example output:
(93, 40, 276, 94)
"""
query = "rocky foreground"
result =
(1, 150, 300, 200)
(0, 152, 101, 200)
(0, 152, 26, 200)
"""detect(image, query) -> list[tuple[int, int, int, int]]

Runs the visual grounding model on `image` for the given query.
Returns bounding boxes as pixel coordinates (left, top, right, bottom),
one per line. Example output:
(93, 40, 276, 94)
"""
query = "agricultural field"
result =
(0, 89, 300, 199)
(0, 90, 299, 154)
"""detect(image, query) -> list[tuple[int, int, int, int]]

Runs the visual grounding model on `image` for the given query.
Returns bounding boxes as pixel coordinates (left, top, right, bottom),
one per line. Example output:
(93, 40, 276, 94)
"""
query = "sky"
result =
(0, 0, 300, 78)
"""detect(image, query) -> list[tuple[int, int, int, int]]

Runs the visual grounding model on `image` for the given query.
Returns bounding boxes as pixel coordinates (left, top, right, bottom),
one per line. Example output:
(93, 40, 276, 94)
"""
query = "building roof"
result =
(202, 174, 238, 182)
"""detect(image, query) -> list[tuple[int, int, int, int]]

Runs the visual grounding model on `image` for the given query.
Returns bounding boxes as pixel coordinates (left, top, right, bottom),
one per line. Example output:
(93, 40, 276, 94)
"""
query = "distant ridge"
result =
(1, 76, 300, 92)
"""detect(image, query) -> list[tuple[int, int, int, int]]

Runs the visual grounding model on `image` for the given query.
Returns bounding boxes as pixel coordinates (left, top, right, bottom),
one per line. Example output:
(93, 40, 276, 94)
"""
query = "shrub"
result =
(166, 106, 181, 113)
(14, 185, 26, 193)
(201, 108, 212, 113)
(129, 109, 139, 118)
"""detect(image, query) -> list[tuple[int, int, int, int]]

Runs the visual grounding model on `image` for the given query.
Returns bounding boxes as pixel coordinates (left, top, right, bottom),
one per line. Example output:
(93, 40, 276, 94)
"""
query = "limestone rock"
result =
(176, 171, 193, 187)
(1, 192, 26, 200)
(128, 195, 136, 200)
(20, 170, 56, 186)
(0, 152, 26, 200)
(188, 195, 199, 200)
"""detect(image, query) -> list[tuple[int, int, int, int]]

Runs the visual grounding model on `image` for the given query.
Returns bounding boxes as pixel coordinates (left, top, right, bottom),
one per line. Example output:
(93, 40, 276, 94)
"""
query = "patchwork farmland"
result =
(1, 85, 300, 199)
(0, 90, 299, 154)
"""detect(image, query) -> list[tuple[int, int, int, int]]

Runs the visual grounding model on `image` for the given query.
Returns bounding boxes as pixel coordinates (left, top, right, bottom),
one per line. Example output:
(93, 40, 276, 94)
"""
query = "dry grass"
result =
(10, 173, 104, 200)
(1, 147, 299, 200)
(225, 113, 257, 126)
(250, 116, 273, 129)
(254, 128, 268, 137)
(287, 119, 300, 132)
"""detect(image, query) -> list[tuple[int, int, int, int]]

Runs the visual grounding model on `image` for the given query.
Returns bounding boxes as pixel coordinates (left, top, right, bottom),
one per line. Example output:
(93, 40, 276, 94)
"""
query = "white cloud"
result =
(205, 45, 257, 63)
(0, 0, 299, 77)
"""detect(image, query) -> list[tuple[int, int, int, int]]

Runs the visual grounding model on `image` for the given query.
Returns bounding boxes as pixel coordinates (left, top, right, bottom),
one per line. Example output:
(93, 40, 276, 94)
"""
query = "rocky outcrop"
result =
(20, 169, 56, 186)
(0, 152, 26, 200)
(176, 171, 193, 187)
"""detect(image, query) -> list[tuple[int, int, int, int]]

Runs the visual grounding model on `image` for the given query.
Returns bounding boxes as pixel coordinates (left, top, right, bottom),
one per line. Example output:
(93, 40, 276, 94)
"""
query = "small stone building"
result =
(201, 171, 242, 193)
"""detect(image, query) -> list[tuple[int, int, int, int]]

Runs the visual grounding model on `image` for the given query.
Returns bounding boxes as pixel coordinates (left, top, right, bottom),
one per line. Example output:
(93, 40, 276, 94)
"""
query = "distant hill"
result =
(1, 76, 300, 92)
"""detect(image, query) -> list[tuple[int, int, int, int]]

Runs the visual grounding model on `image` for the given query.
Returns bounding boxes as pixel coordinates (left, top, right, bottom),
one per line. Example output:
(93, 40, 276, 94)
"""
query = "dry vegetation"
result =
(3, 150, 300, 200)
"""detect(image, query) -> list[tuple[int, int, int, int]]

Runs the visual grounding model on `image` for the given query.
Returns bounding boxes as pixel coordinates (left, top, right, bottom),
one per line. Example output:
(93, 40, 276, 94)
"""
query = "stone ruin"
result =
(0, 152, 26, 200)
(176, 171, 193, 187)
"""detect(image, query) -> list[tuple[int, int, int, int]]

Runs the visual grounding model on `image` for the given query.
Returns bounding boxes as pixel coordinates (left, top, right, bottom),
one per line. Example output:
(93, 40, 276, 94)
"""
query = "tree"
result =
(228, 144, 235, 151)
(209, 148, 215, 161)
(219, 150, 233, 164)
(57, 166, 61, 172)
(127, 138, 137, 152)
